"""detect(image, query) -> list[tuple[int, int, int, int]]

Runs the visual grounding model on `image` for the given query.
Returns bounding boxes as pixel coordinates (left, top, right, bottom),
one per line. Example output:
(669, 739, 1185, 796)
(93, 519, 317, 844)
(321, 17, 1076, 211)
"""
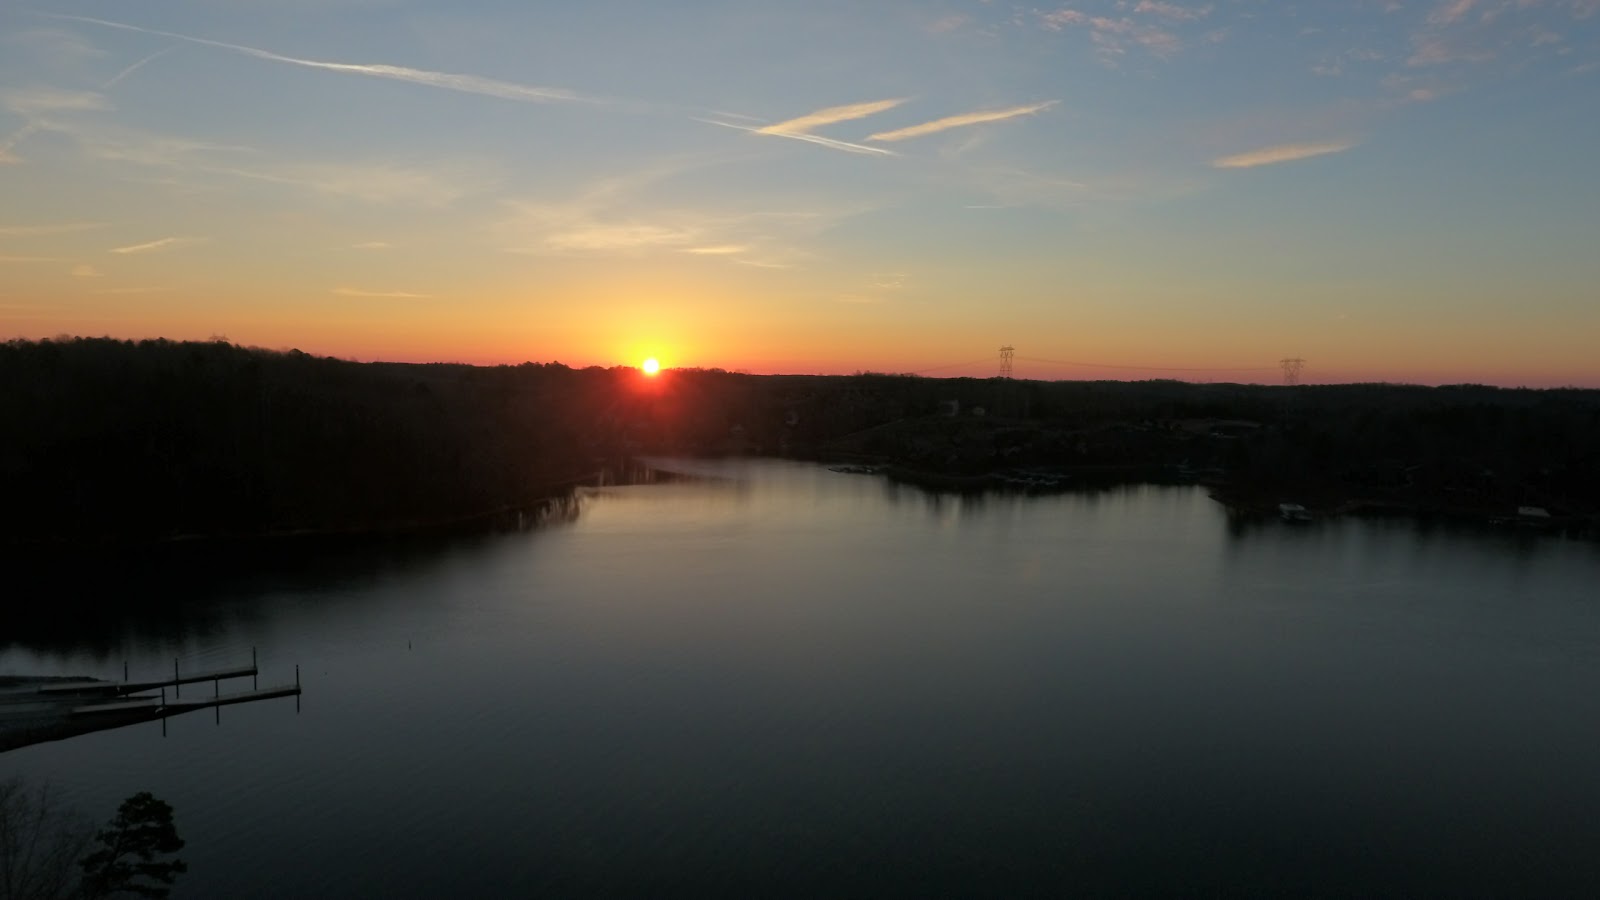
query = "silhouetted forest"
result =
(4, 337, 1598, 546)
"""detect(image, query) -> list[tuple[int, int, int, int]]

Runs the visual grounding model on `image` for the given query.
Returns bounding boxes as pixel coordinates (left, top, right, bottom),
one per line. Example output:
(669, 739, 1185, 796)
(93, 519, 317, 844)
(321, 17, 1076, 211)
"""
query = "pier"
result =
(1, 650, 301, 754)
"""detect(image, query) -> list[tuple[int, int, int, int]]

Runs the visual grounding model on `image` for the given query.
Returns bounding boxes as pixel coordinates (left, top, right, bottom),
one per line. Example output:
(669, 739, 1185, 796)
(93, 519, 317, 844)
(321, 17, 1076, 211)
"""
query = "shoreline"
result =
(5, 455, 1595, 552)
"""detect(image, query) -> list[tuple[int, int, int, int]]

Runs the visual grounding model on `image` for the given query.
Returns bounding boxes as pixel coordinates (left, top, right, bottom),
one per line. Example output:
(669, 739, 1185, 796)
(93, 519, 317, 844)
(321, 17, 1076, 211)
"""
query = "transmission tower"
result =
(998, 345, 1015, 379)
(1279, 357, 1305, 386)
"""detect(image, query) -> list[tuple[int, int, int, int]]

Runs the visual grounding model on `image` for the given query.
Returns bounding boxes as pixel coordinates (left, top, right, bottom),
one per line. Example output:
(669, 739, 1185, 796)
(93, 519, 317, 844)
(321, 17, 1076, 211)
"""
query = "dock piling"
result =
(174, 659, 180, 699)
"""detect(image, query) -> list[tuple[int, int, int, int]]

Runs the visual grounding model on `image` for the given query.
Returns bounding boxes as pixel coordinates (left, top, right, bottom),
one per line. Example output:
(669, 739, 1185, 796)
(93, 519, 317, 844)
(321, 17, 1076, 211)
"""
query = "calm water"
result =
(5, 458, 1600, 897)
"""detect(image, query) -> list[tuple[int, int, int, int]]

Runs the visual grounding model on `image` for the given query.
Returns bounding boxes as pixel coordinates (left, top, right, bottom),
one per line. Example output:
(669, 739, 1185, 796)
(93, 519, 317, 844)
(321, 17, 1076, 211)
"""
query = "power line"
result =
(1015, 355, 1279, 373)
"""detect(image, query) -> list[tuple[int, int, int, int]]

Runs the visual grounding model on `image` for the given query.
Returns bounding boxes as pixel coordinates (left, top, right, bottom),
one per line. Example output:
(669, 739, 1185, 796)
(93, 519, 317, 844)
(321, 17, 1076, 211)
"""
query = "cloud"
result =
(756, 98, 906, 135)
(0, 222, 108, 236)
(332, 287, 431, 298)
(868, 102, 1057, 142)
(1428, 0, 1477, 26)
(110, 236, 206, 254)
(41, 114, 485, 206)
(0, 87, 108, 115)
(351, 241, 392, 249)
(1133, 2, 1212, 22)
(543, 223, 699, 252)
(92, 286, 169, 294)
(698, 118, 894, 156)
(210, 161, 491, 206)
(1039, 9, 1192, 60)
(3, 27, 106, 66)
(497, 169, 868, 262)
(53, 14, 594, 105)
(1212, 141, 1356, 168)
(72, 264, 103, 278)
(1041, 10, 1089, 29)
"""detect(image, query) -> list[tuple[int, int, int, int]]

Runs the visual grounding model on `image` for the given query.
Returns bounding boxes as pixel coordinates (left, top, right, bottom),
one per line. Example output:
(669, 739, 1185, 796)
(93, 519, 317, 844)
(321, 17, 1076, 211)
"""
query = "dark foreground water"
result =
(5, 458, 1600, 897)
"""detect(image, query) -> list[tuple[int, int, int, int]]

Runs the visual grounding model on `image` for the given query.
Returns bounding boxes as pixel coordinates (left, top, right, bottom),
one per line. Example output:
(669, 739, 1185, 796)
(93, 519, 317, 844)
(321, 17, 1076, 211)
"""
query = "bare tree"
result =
(0, 778, 94, 900)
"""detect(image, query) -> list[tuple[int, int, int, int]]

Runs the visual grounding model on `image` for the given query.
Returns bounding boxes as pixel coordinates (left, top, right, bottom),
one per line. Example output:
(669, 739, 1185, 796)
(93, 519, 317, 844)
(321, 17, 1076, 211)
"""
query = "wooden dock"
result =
(68, 685, 301, 717)
(3, 652, 301, 754)
(37, 663, 259, 696)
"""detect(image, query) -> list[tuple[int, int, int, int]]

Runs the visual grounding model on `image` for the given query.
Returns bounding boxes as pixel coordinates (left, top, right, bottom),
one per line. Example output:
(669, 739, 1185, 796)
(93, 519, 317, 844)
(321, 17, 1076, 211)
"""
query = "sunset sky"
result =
(3, 1, 1598, 385)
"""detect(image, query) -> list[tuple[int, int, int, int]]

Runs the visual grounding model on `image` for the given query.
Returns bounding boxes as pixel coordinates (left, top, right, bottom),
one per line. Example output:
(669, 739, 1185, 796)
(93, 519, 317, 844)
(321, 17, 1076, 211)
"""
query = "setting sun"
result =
(641, 358, 661, 376)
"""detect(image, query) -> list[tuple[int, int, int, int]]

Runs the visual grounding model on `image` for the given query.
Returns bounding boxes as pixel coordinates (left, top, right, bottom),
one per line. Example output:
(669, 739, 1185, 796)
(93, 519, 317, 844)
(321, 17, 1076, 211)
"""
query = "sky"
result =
(2, 0, 1598, 385)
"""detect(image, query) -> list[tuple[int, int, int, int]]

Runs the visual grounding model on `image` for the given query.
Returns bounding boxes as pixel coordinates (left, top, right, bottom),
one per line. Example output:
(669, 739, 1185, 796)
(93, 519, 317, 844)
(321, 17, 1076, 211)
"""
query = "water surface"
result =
(5, 458, 1600, 897)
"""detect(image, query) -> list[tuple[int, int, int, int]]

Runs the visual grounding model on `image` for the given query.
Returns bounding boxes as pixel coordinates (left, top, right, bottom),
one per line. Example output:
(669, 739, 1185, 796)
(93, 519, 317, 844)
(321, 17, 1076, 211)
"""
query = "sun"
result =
(641, 357, 661, 376)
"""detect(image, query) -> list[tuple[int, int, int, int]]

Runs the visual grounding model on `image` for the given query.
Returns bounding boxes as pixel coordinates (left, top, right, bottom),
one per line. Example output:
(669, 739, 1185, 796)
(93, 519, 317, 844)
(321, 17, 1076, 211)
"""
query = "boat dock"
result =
(1, 650, 301, 754)
(38, 663, 261, 697)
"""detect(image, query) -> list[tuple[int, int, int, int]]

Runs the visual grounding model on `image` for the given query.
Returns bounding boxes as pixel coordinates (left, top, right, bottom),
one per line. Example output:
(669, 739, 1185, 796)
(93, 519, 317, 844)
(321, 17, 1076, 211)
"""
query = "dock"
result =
(2, 651, 301, 754)
(37, 663, 260, 696)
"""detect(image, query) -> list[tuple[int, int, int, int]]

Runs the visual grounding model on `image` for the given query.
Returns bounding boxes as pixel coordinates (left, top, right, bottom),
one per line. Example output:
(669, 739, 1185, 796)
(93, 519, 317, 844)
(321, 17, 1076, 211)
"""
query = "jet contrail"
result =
(47, 13, 595, 105)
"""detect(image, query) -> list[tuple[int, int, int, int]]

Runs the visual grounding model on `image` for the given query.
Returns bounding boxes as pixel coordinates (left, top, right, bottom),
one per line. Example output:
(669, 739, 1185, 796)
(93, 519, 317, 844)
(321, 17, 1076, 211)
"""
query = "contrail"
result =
(104, 47, 175, 89)
(697, 118, 894, 156)
(47, 13, 596, 105)
(757, 99, 905, 135)
(868, 102, 1057, 142)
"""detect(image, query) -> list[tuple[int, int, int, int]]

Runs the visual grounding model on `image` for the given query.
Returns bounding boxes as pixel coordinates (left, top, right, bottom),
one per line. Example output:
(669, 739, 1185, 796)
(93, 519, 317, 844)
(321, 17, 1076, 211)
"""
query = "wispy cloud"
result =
(1212, 141, 1355, 168)
(0, 87, 107, 115)
(93, 286, 169, 295)
(1428, 0, 1478, 26)
(683, 245, 747, 255)
(110, 236, 206, 254)
(4, 27, 105, 66)
(1039, 9, 1189, 60)
(214, 161, 492, 206)
(53, 14, 595, 105)
(1134, 2, 1213, 23)
(351, 240, 392, 250)
(332, 287, 431, 299)
(698, 118, 893, 156)
(927, 14, 970, 33)
(0, 222, 108, 236)
(40, 112, 488, 206)
(71, 264, 103, 278)
(756, 99, 906, 135)
(0, 48, 173, 163)
(868, 102, 1057, 142)
(541, 223, 700, 252)
(498, 174, 863, 265)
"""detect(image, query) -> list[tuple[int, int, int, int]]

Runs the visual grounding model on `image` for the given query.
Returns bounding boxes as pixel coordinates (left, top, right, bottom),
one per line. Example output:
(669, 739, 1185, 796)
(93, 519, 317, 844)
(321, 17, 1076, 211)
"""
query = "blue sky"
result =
(3, 0, 1598, 383)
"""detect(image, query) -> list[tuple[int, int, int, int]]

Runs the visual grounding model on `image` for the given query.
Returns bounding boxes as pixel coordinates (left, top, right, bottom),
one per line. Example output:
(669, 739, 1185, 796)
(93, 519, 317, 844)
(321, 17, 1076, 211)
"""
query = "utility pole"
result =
(998, 345, 1015, 379)
(1279, 357, 1305, 386)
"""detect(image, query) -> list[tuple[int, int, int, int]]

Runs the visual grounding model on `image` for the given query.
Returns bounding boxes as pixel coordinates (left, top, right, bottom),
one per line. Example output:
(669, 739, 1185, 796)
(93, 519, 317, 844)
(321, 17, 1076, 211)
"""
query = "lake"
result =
(5, 457, 1600, 897)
